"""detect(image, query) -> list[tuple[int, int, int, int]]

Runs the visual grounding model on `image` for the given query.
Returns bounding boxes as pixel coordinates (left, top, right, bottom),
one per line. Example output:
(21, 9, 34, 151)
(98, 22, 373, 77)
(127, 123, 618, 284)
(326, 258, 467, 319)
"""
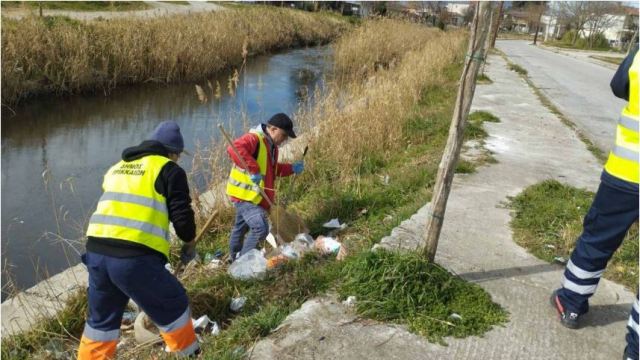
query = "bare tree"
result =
(557, 1, 590, 44)
(490, 1, 505, 48)
(583, 2, 622, 48)
(525, 2, 547, 45)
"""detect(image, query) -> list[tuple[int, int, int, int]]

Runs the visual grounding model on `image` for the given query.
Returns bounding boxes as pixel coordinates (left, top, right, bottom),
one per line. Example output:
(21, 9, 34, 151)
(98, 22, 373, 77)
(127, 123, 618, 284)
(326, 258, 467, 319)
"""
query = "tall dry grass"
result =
(332, 18, 446, 81)
(296, 22, 466, 184)
(1, 6, 349, 106)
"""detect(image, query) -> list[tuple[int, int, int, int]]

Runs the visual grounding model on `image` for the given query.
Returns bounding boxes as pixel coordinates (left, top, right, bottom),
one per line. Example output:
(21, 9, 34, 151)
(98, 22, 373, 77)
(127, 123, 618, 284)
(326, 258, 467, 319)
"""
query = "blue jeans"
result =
(229, 201, 269, 261)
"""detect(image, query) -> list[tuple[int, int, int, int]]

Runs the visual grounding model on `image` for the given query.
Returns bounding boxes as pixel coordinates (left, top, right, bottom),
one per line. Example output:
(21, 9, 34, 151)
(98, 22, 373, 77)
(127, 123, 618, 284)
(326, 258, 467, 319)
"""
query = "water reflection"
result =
(1, 45, 332, 298)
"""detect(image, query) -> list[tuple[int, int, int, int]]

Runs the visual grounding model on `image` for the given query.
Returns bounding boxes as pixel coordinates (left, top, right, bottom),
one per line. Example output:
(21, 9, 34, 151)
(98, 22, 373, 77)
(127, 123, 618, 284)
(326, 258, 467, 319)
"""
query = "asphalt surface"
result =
(497, 40, 627, 154)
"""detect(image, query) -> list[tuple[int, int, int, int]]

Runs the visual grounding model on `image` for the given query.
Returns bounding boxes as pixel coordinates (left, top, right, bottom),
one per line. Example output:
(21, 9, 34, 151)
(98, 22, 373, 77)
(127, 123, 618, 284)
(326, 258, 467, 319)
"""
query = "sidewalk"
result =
(248, 54, 635, 359)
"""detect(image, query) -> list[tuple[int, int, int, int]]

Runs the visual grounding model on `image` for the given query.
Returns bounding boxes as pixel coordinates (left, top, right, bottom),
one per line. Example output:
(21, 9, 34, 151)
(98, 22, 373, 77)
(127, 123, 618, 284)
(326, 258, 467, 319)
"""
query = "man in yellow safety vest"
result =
(78, 121, 199, 359)
(550, 47, 638, 360)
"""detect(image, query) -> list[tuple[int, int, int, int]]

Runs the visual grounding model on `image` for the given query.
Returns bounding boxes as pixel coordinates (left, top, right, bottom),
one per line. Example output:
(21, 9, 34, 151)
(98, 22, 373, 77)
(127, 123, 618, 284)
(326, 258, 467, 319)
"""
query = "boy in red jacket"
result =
(225, 113, 304, 261)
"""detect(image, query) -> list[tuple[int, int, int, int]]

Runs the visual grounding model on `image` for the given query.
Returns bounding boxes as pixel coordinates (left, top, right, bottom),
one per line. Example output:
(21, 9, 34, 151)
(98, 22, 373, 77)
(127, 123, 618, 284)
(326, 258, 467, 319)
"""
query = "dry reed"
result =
(1, 6, 349, 106)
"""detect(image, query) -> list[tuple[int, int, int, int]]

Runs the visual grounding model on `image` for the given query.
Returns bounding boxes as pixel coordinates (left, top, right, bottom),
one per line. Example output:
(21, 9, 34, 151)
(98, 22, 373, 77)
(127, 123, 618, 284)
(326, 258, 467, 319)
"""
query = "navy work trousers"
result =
(83, 252, 189, 333)
(556, 173, 638, 359)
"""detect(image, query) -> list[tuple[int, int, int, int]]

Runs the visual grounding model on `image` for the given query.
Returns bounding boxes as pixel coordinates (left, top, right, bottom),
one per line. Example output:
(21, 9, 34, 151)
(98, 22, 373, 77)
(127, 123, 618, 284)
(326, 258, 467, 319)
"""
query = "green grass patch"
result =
(590, 55, 624, 65)
(469, 110, 500, 123)
(476, 73, 493, 84)
(510, 180, 639, 290)
(508, 63, 528, 75)
(339, 250, 508, 344)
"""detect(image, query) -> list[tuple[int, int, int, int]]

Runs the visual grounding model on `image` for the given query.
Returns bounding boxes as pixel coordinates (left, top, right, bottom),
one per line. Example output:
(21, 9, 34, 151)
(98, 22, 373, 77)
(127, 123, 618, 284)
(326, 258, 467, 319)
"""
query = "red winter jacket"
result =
(227, 125, 294, 210)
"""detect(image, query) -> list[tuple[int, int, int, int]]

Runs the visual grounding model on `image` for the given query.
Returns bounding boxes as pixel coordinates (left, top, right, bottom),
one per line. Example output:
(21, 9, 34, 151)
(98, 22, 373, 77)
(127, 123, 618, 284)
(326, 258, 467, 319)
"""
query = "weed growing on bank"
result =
(510, 180, 638, 291)
(340, 250, 508, 344)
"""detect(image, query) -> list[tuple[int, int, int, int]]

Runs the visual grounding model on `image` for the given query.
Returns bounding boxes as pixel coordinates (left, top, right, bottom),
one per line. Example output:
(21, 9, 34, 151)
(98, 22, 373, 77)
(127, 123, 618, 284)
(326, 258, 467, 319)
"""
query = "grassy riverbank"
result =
(1, 6, 349, 107)
(2, 19, 509, 359)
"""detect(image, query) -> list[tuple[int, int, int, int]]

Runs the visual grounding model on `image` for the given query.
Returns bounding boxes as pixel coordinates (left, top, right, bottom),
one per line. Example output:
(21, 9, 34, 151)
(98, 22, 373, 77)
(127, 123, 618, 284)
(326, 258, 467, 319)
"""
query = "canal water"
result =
(1, 45, 332, 299)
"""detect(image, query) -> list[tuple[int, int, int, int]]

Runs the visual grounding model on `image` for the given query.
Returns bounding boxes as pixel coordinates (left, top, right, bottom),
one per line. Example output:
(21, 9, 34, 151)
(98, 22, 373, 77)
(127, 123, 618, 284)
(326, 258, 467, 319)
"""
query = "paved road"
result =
(497, 40, 627, 154)
(0, 1, 224, 20)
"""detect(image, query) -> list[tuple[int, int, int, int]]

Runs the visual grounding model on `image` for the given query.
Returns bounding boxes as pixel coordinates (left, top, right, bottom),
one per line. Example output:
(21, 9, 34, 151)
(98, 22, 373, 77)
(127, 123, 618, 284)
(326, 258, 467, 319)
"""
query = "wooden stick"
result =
(218, 124, 274, 208)
(421, 2, 494, 262)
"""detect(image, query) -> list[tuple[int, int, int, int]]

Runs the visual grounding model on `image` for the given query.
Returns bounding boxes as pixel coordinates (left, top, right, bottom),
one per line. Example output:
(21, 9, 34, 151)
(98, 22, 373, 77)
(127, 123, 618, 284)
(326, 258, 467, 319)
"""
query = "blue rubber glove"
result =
(250, 173, 262, 186)
(292, 161, 304, 174)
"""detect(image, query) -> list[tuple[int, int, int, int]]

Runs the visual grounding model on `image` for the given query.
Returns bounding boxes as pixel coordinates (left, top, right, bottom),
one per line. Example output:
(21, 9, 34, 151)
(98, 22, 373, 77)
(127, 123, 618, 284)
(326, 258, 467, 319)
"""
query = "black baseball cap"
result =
(267, 113, 297, 139)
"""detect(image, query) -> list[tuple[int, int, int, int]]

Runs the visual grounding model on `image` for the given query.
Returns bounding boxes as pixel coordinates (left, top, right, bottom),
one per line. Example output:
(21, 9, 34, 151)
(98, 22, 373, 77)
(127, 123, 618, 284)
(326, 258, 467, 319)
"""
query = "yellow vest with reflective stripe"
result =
(226, 130, 267, 204)
(605, 53, 639, 184)
(87, 155, 172, 258)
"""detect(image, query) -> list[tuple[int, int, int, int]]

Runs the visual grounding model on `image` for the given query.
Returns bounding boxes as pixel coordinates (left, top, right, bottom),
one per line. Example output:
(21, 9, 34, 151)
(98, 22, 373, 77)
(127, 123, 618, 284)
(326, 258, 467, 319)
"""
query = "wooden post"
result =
(421, 1, 494, 262)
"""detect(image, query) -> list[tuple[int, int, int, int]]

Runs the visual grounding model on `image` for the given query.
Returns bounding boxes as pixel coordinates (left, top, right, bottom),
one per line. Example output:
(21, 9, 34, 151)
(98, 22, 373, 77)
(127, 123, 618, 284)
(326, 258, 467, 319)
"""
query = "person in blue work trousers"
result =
(225, 113, 304, 262)
(78, 121, 199, 359)
(550, 46, 639, 360)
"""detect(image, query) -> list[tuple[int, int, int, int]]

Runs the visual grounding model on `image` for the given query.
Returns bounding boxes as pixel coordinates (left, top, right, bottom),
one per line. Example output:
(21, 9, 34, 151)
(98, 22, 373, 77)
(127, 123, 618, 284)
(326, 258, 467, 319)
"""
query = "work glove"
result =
(180, 241, 197, 265)
(292, 161, 304, 174)
(250, 173, 263, 186)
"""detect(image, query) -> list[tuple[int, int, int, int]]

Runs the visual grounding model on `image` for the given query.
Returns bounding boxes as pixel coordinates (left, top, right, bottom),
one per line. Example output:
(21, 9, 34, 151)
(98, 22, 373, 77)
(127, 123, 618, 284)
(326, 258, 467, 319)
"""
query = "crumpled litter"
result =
(192, 315, 211, 331)
(449, 313, 463, 321)
(322, 218, 347, 229)
(230, 296, 247, 312)
(553, 256, 567, 264)
(342, 296, 357, 307)
(266, 233, 278, 249)
(315, 236, 348, 261)
(228, 249, 267, 280)
(211, 321, 220, 336)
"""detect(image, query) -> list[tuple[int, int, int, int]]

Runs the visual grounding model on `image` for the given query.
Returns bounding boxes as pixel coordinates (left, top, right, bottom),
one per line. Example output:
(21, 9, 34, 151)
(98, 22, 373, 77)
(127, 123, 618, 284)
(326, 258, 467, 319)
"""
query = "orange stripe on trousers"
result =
(77, 335, 117, 360)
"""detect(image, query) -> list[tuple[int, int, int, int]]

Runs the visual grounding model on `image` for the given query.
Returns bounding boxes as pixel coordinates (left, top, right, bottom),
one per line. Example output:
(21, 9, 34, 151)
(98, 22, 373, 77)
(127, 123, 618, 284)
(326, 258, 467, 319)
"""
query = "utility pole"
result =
(421, 1, 494, 262)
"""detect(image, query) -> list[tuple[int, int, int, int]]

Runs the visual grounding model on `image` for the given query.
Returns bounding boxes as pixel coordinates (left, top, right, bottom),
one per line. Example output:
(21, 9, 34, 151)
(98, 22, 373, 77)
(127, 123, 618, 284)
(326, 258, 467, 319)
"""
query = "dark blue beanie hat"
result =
(149, 121, 184, 154)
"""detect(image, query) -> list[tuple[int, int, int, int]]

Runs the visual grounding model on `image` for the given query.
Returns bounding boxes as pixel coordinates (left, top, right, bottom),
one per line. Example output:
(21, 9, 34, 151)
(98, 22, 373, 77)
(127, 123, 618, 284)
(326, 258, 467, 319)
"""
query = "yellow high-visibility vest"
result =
(226, 130, 267, 204)
(86, 155, 172, 258)
(605, 53, 639, 184)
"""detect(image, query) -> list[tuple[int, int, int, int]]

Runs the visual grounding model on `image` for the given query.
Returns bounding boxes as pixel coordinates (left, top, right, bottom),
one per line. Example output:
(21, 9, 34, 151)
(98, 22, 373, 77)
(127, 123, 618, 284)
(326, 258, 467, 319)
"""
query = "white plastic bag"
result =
(228, 249, 267, 280)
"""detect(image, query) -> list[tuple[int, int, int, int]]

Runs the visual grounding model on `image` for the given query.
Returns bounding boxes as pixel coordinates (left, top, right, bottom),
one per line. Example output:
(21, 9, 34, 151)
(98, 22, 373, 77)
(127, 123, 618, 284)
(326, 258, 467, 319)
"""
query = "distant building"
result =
(541, 6, 638, 48)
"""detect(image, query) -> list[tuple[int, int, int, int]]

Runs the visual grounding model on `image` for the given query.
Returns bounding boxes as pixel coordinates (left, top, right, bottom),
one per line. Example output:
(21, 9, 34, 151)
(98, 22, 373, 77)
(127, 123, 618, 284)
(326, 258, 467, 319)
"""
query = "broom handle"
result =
(218, 124, 274, 208)
(194, 210, 219, 244)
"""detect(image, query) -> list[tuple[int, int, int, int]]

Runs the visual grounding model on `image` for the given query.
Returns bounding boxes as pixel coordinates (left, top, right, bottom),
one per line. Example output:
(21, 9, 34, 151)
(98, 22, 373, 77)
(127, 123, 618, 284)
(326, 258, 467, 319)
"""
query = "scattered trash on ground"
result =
(228, 249, 267, 280)
(230, 296, 247, 312)
(280, 244, 299, 260)
(545, 244, 556, 250)
(122, 311, 137, 325)
(206, 259, 223, 270)
(134, 312, 162, 345)
(323, 218, 347, 230)
(266, 233, 278, 249)
(315, 236, 348, 261)
(210, 321, 221, 336)
(164, 263, 173, 273)
(342, 296, 357, 307)
(192, 315, 212, 333)
(266, 254, 288, 269)
(553, 256, 567, 264)
(449, 313, 463, 321)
